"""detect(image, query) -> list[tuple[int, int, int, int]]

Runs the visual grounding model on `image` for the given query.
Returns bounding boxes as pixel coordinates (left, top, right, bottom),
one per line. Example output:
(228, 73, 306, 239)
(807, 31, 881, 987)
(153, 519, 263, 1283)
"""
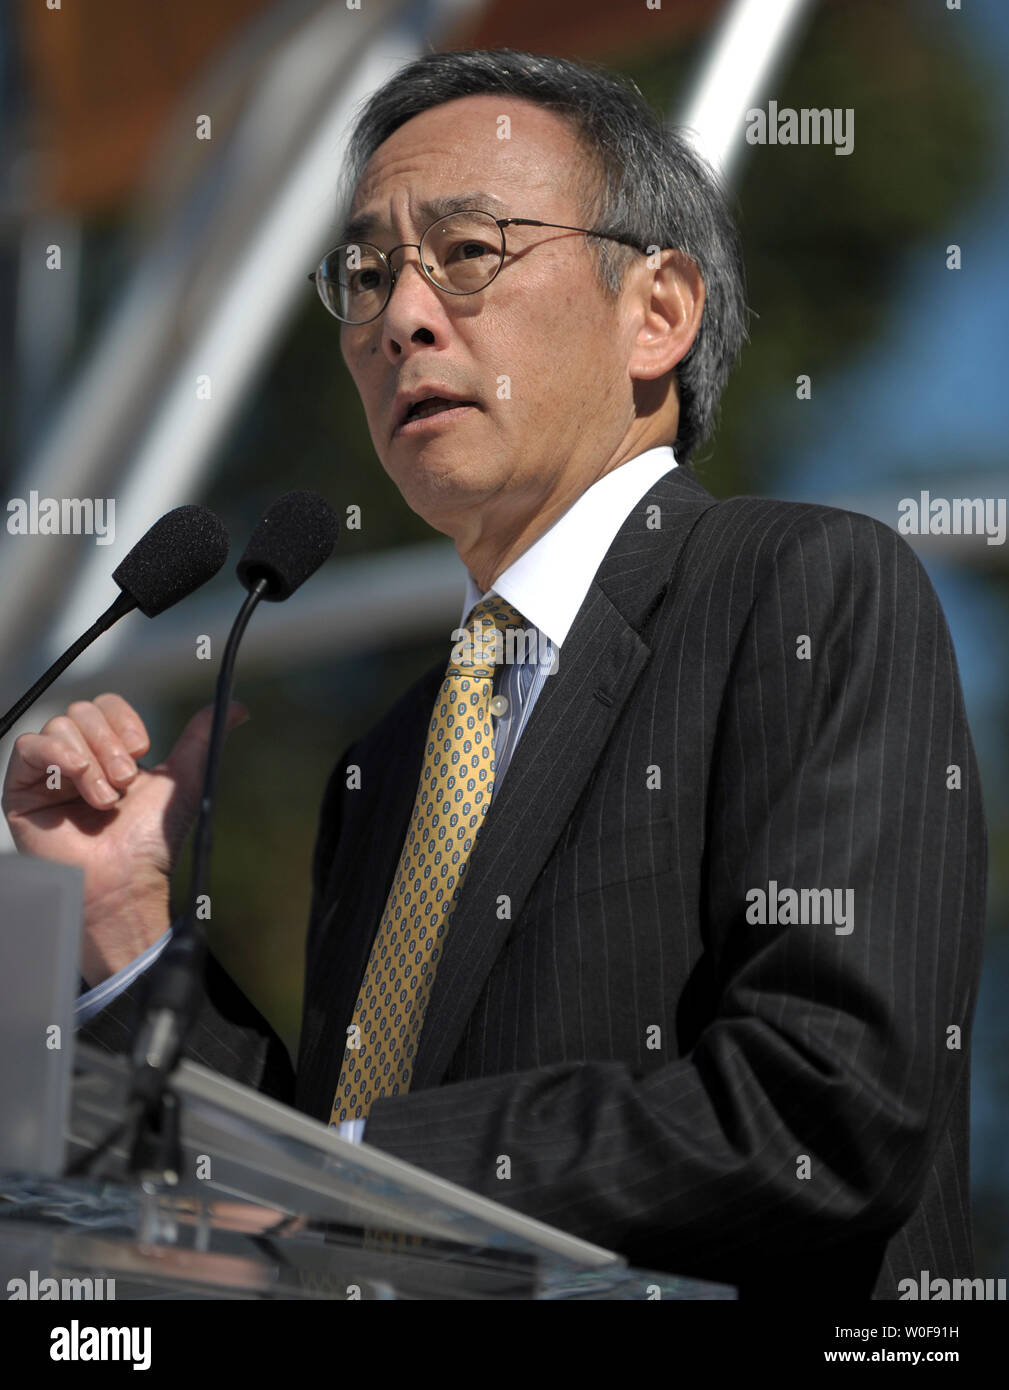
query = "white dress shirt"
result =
(461, 444, 678, 796)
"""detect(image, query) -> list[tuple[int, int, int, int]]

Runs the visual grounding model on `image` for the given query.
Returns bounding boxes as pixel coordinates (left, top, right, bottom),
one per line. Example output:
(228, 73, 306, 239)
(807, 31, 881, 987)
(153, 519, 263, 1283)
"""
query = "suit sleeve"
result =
(76, 942, 296, 1105)
(361, 512, 987, 1284)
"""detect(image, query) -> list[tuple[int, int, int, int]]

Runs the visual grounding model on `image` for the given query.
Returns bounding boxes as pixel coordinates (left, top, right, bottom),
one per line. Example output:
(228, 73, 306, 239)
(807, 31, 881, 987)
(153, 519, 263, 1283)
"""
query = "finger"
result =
(29, 716, 121, 809)
(92, 693, 150, 758)
(65, 700, 139, 790)
(4, 731, 91, 800)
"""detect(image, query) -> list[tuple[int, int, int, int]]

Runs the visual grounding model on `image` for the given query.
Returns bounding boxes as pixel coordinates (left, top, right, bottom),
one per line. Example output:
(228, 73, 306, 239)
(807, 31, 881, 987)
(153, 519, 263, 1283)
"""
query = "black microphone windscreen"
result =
(113, 505, 230, 617)
(236, 491, 338, 601)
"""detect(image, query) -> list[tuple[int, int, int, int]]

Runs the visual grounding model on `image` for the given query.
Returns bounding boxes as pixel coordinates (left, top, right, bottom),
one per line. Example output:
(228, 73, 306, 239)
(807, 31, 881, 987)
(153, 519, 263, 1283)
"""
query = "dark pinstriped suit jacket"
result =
(81, 465, 987, 1299)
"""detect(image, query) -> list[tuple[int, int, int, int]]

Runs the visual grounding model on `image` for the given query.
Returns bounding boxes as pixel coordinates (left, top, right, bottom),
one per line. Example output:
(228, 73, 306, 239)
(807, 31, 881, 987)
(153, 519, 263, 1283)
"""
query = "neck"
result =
(458, 433, 672, 592)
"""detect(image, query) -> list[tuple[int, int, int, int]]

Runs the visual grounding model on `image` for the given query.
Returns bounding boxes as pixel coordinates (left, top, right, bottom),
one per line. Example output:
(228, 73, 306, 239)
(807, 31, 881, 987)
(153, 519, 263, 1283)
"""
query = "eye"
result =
(446, 237, 497, 262)
(350, 267, 383, 292)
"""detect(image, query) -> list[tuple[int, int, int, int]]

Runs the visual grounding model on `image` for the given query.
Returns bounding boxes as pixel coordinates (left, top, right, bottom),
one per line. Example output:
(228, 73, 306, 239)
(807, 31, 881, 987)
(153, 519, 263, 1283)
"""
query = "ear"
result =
(627, 249, 706, 381)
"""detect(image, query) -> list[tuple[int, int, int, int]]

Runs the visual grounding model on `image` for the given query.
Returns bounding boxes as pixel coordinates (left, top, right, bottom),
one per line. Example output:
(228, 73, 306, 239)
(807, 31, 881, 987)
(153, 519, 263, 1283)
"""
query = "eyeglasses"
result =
(308, 208, 647, 324)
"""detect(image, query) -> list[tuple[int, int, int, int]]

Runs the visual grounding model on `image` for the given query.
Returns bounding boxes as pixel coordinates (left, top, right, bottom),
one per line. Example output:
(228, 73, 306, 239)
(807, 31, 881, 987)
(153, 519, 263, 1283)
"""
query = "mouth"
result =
(394, 396, 479, 437)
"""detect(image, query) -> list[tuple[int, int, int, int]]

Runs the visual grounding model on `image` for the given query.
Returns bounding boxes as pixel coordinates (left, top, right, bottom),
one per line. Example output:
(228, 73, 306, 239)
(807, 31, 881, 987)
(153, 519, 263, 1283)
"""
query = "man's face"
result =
(338, 95, 648, 546)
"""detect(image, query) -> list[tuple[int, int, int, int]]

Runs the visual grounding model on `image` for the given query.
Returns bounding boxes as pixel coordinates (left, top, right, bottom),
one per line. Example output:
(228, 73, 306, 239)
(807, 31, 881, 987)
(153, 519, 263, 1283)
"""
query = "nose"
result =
(381, 246, 444, 359)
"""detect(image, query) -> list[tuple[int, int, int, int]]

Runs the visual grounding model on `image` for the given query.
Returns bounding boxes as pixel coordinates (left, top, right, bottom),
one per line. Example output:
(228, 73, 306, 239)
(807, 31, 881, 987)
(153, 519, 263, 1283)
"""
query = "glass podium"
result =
(0, 1042, 736, 1301)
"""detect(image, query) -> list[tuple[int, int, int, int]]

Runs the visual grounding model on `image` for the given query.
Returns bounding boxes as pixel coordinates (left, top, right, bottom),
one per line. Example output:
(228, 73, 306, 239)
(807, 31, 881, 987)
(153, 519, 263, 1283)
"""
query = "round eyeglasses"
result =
(309, 209, 647, 325)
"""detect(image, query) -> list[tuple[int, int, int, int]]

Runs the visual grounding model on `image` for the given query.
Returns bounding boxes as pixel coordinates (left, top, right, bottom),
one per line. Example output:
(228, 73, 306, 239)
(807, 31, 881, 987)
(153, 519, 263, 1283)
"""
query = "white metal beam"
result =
(678, 0, 815, 181)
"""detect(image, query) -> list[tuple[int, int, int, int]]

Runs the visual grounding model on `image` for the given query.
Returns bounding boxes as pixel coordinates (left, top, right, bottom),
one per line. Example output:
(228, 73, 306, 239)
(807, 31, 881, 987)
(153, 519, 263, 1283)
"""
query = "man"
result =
(3, 50, 986, 1299)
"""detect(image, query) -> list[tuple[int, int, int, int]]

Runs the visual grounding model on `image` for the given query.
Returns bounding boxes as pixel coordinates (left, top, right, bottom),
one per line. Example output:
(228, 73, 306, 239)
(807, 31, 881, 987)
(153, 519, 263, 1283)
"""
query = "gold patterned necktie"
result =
(329, 594, 526, 1126)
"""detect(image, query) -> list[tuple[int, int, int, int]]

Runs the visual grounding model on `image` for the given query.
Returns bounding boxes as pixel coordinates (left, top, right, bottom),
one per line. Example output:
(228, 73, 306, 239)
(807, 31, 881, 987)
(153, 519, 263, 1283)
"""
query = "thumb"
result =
(162, 701, 251, 821)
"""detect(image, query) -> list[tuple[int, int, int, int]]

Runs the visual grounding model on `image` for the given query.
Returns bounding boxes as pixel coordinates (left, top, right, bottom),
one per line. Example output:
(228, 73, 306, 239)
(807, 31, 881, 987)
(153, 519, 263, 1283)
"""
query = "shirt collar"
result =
(460, 445, 678, 647)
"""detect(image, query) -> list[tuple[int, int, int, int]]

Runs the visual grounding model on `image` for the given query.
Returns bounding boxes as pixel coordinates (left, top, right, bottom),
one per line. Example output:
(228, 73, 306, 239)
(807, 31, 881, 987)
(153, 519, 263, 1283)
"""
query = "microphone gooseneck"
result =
(126, 492, 338, 1174)
(127, 577, 268, 1116)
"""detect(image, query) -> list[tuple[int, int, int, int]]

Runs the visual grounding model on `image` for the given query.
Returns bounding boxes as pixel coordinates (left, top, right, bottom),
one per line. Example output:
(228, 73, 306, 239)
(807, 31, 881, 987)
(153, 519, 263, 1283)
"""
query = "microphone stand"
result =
(123, 577, 269, 1185)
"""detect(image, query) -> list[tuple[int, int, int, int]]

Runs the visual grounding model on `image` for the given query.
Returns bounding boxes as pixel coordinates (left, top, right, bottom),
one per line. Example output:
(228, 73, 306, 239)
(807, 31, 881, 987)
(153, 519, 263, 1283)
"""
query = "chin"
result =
(397, 457, 495, 525)
(393, 442, 481, 485)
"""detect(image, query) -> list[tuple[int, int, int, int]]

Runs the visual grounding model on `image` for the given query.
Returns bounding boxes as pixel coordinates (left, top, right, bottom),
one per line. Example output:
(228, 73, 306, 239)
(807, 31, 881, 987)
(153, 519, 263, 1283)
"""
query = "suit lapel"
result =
(409, 465, 717, 1089)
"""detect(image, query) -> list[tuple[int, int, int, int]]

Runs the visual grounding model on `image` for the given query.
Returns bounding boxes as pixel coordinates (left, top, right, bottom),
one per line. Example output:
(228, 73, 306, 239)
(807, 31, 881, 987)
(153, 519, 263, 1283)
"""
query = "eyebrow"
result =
(338, 191, 511, 245)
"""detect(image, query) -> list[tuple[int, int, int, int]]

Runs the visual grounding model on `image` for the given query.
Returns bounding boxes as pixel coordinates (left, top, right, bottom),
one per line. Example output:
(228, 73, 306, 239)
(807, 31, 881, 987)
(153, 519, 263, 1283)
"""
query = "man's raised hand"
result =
(2, 693, 249, 987)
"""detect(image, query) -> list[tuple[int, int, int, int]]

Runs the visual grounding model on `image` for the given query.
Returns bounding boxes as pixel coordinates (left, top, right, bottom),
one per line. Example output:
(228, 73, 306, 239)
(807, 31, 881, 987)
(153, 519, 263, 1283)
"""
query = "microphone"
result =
(127, 492, 338, 1167)
(0, 505, 230, 739)
(236, 489, 340, 599)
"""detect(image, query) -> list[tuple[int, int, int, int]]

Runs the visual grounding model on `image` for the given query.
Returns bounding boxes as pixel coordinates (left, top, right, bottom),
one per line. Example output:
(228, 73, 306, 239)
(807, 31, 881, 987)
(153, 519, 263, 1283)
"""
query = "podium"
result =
(0, 1043, 734, 1299)
(0, 859, 735, 1300)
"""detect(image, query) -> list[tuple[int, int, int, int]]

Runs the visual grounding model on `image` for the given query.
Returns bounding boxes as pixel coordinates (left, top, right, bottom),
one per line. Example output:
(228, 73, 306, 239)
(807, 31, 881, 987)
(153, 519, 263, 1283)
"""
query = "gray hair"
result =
(341, 48, 748, 465)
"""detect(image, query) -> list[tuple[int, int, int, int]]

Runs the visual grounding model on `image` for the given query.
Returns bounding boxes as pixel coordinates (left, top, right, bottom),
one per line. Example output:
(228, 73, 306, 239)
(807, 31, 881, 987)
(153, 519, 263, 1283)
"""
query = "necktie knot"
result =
(452, 596, 526, 674)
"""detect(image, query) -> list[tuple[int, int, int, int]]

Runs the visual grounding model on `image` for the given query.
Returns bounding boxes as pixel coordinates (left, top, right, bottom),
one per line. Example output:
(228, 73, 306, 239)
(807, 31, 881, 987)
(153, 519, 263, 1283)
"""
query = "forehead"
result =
(345, 94, 589, 236)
